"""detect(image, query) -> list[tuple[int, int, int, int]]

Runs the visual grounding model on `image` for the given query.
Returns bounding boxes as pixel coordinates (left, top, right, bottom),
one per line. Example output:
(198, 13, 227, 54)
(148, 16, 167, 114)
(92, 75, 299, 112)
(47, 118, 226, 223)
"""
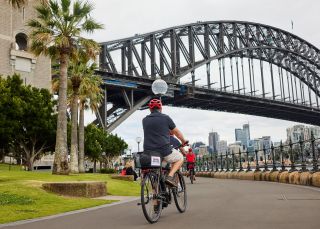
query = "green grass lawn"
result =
(0, 164, 140, 224)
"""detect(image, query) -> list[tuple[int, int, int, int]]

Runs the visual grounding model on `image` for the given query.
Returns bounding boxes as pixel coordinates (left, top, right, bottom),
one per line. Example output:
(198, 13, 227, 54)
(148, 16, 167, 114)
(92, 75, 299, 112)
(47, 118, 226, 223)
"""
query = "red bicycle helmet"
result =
(148, 99, 162, 110)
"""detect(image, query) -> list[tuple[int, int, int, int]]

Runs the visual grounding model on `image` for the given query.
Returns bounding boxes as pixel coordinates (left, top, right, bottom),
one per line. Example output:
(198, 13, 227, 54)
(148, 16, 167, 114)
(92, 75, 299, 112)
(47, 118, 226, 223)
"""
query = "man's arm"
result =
(171, 127, 187, 145)
(179, 146, 187, 156)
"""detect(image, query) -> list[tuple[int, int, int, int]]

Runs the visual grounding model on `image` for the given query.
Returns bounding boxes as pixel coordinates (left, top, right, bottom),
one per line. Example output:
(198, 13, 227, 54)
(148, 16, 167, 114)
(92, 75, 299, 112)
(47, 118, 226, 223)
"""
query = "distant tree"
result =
(101, 134, 128, 168)
(0, 76, 22, 160)
(84, 124, 127, 171)
(0, 74, 56, 170)
(84, 124, 104, 172)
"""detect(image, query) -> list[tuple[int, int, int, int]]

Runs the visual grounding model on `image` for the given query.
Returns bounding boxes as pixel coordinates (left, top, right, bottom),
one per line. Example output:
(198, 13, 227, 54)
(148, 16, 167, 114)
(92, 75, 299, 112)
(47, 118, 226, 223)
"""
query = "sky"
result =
(84, 0, 320, 152)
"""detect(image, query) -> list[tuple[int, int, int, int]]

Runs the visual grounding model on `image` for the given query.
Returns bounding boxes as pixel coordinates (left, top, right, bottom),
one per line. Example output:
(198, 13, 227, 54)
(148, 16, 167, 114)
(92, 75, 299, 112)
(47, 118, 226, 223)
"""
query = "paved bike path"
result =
(2, 178, 320, 229)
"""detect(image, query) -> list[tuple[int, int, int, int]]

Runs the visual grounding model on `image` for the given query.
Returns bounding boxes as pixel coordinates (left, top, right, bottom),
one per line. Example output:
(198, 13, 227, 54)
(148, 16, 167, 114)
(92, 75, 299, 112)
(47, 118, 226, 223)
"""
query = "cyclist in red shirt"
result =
(186, 148, 196, 180)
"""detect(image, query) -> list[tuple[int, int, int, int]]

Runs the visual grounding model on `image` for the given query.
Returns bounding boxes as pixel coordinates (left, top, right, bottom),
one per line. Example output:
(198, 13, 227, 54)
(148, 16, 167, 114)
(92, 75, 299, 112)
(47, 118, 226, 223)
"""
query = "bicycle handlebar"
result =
(181, 140, 189, 147)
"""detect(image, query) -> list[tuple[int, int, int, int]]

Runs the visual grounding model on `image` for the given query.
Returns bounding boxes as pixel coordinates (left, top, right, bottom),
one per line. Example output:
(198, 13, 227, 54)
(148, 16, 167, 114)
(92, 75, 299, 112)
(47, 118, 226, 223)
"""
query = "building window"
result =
(15, 33, 28, 51)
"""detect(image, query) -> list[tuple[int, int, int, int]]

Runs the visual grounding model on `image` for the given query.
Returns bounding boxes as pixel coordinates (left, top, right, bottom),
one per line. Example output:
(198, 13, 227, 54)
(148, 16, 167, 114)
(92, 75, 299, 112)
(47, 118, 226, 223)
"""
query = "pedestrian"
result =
(125, 161, 138, 181)
(118, 163, 124, 174)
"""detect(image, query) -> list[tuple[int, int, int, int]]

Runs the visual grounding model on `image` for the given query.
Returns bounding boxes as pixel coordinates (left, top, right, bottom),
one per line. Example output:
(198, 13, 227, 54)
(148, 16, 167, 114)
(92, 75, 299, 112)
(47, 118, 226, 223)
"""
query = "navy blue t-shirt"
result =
(142, 111, 176, 157)
(170, 136, 181, 149)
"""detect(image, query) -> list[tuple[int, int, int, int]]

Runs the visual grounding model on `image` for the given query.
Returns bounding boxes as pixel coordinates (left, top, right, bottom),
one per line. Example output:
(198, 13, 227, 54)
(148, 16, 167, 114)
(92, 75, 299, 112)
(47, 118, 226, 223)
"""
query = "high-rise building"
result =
(243, 124, 250, 140)
(235, 124, 251, 148)
(247, 140, 255, 154)
(260, 136, 271, 154)
(198, 145, 209, 157)
(253, 136, 271, 160)
(228, 141, 243, 155)
(235, 129, 247, 147)
(217, 140, 228, 155)
(286, 125, 320, 142)
(0, 1, 51, 89)
(208, 132, 219, 153)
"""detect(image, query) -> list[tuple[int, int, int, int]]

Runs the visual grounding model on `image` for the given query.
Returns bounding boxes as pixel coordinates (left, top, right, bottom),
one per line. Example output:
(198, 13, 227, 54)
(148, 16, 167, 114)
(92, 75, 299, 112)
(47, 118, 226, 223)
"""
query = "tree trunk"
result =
(53, 53, 70, 175)
(0, 148, 4, 163)
(25, 152, 34, 171)
(93, 159, 97, 173)
(70, 90, 79, 173)
(78, 105, 85, 173)
(27, 158, 34, 171)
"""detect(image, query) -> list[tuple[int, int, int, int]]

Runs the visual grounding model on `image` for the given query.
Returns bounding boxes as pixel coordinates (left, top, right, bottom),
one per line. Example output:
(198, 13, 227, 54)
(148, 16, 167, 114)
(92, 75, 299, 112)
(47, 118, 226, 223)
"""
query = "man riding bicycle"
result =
(142, 98, 188, 187)
(186, 148, 196, 180)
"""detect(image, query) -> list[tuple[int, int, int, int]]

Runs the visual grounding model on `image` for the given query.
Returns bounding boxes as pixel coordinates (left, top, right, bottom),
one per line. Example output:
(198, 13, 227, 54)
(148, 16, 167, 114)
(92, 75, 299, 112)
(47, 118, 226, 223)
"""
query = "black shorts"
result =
(186, 162, 195, 171)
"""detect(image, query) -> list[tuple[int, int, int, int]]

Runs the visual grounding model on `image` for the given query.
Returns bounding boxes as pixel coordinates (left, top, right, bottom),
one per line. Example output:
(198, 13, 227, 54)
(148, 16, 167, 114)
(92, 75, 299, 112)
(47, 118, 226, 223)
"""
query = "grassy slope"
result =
(0, 164, 140, 224)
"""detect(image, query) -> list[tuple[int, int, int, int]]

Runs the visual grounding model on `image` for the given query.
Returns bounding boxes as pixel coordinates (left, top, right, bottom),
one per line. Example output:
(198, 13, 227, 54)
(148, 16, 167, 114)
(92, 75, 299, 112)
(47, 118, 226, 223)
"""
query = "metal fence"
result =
(183, 133, 320, 173)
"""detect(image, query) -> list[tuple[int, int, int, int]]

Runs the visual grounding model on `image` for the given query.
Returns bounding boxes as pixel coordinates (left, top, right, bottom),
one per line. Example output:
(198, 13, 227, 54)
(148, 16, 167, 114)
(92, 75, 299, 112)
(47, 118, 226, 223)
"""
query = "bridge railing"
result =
(183, 133, 320, 173)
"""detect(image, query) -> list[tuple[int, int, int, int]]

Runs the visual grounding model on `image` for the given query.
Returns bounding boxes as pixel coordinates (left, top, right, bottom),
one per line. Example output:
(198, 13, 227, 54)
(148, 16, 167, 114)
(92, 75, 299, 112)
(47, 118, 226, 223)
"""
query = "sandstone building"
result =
(0, 0, 51, 89)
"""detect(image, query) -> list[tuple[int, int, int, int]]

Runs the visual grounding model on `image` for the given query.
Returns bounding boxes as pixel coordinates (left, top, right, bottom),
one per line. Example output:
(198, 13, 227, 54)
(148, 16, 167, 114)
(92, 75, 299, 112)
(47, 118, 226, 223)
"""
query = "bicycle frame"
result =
(141, 166, 172, 205)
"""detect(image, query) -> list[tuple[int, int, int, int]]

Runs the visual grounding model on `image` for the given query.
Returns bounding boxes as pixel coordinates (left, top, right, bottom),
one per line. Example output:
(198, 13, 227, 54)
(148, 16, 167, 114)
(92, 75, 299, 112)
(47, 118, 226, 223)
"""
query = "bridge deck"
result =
(3, 178, 320, 229)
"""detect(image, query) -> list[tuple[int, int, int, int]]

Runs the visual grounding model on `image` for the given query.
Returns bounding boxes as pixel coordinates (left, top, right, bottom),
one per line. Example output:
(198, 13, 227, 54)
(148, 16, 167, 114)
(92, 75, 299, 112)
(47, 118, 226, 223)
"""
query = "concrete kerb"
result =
(261, 171, 271, 181)
(245, 171, 255, 180)
(269, 171, 280, 182)
(192, 170, 320, 189)
(279, 171, 290, 184)
(239, 171, 253, 180)
(300, 171, 313, 186)
(253, 171, 262, 181)
(312, 172, 320, 187)
(288, 171, 300, 185)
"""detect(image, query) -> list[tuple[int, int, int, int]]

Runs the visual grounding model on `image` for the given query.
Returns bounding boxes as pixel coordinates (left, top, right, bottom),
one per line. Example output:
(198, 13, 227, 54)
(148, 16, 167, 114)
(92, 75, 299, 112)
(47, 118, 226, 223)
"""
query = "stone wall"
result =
(185, 171, 320, 188)
(42, 181, 107, 198)
(0, 0, 51, 90)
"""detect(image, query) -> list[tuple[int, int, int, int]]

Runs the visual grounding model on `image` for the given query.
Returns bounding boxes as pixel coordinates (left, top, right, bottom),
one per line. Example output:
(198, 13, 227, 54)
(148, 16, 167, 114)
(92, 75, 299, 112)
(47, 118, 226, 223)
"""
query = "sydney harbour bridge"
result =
(96, 21, 320, 132)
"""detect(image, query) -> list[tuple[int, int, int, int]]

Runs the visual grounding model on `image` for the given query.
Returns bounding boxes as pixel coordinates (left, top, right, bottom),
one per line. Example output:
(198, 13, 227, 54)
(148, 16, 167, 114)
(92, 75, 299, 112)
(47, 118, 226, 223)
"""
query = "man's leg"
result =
(164, 149, 183, 187)
(168, 159, 183, 177)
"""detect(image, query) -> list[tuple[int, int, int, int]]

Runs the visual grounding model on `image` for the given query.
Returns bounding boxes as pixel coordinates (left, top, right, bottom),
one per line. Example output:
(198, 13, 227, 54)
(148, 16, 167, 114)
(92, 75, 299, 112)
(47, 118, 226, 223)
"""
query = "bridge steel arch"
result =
(98, 21, 320, 131)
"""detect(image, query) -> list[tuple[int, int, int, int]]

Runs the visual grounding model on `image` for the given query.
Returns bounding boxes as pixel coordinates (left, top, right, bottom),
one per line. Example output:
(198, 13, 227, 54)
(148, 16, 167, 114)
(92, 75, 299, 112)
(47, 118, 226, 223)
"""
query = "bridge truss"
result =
(97, 21, 320, 131)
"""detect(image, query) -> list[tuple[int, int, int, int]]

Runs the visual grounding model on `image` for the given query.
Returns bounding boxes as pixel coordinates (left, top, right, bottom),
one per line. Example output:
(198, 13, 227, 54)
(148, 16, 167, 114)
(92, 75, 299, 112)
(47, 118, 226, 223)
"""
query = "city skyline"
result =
(93, 106, 316, 152)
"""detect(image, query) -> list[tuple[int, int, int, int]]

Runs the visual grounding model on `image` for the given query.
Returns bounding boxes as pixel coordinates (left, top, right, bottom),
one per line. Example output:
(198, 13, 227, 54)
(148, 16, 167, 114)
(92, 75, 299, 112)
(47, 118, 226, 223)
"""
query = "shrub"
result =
(100, 168, 116, 174)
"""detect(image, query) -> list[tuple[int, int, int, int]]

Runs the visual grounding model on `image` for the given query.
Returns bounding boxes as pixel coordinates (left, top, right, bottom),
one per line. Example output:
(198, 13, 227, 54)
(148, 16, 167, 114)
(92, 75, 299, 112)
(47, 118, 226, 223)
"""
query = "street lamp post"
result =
(102, 152, 106, 169)
(136, 137, 142, 152)
(128, 146, 132, 157)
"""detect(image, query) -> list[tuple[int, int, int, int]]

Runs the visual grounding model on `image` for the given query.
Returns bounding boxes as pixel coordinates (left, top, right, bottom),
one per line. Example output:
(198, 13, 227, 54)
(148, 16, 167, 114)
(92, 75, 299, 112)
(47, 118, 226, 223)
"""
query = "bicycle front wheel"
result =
(173, 171, 187, 213)
(141, 172, 162, 223)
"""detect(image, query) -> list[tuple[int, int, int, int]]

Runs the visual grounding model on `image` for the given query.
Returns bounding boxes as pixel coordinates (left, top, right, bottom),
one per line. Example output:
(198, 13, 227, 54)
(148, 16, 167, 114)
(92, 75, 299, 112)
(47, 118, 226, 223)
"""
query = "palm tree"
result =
(78, 67, 103, 173)
(69, 60, 100, 173)
(28, 0, 103, 174)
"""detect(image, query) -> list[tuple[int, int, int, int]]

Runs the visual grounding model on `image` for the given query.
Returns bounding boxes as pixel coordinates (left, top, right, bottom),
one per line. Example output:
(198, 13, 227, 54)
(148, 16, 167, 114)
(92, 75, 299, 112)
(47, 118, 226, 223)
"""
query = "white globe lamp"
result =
(151, 76, 168, 95)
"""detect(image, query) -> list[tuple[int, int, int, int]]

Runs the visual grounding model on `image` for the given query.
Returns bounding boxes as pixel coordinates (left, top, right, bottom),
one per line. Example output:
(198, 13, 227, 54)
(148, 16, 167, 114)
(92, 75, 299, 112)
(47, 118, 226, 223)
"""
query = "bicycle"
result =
(135, 152, 187, 224)
(187, 163, 195, 184)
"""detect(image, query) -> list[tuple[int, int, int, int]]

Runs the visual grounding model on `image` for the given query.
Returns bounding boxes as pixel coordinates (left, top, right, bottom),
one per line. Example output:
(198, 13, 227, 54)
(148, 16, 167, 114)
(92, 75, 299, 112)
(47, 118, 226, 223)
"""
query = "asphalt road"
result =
(2, 178, 320, 229)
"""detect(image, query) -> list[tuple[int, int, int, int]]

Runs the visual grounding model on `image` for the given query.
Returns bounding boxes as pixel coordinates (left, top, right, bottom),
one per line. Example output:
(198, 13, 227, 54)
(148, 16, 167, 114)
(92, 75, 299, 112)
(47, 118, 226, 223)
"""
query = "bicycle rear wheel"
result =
(173, 171, 187, 213)
(141, 172, 162, 223)
(190, 170, 194, 184)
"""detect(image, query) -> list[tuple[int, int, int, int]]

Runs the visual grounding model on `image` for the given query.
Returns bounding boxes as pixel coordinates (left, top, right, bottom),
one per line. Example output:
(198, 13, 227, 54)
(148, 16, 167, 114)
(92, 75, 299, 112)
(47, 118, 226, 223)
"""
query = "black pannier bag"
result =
(134, 151, 162, 168)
